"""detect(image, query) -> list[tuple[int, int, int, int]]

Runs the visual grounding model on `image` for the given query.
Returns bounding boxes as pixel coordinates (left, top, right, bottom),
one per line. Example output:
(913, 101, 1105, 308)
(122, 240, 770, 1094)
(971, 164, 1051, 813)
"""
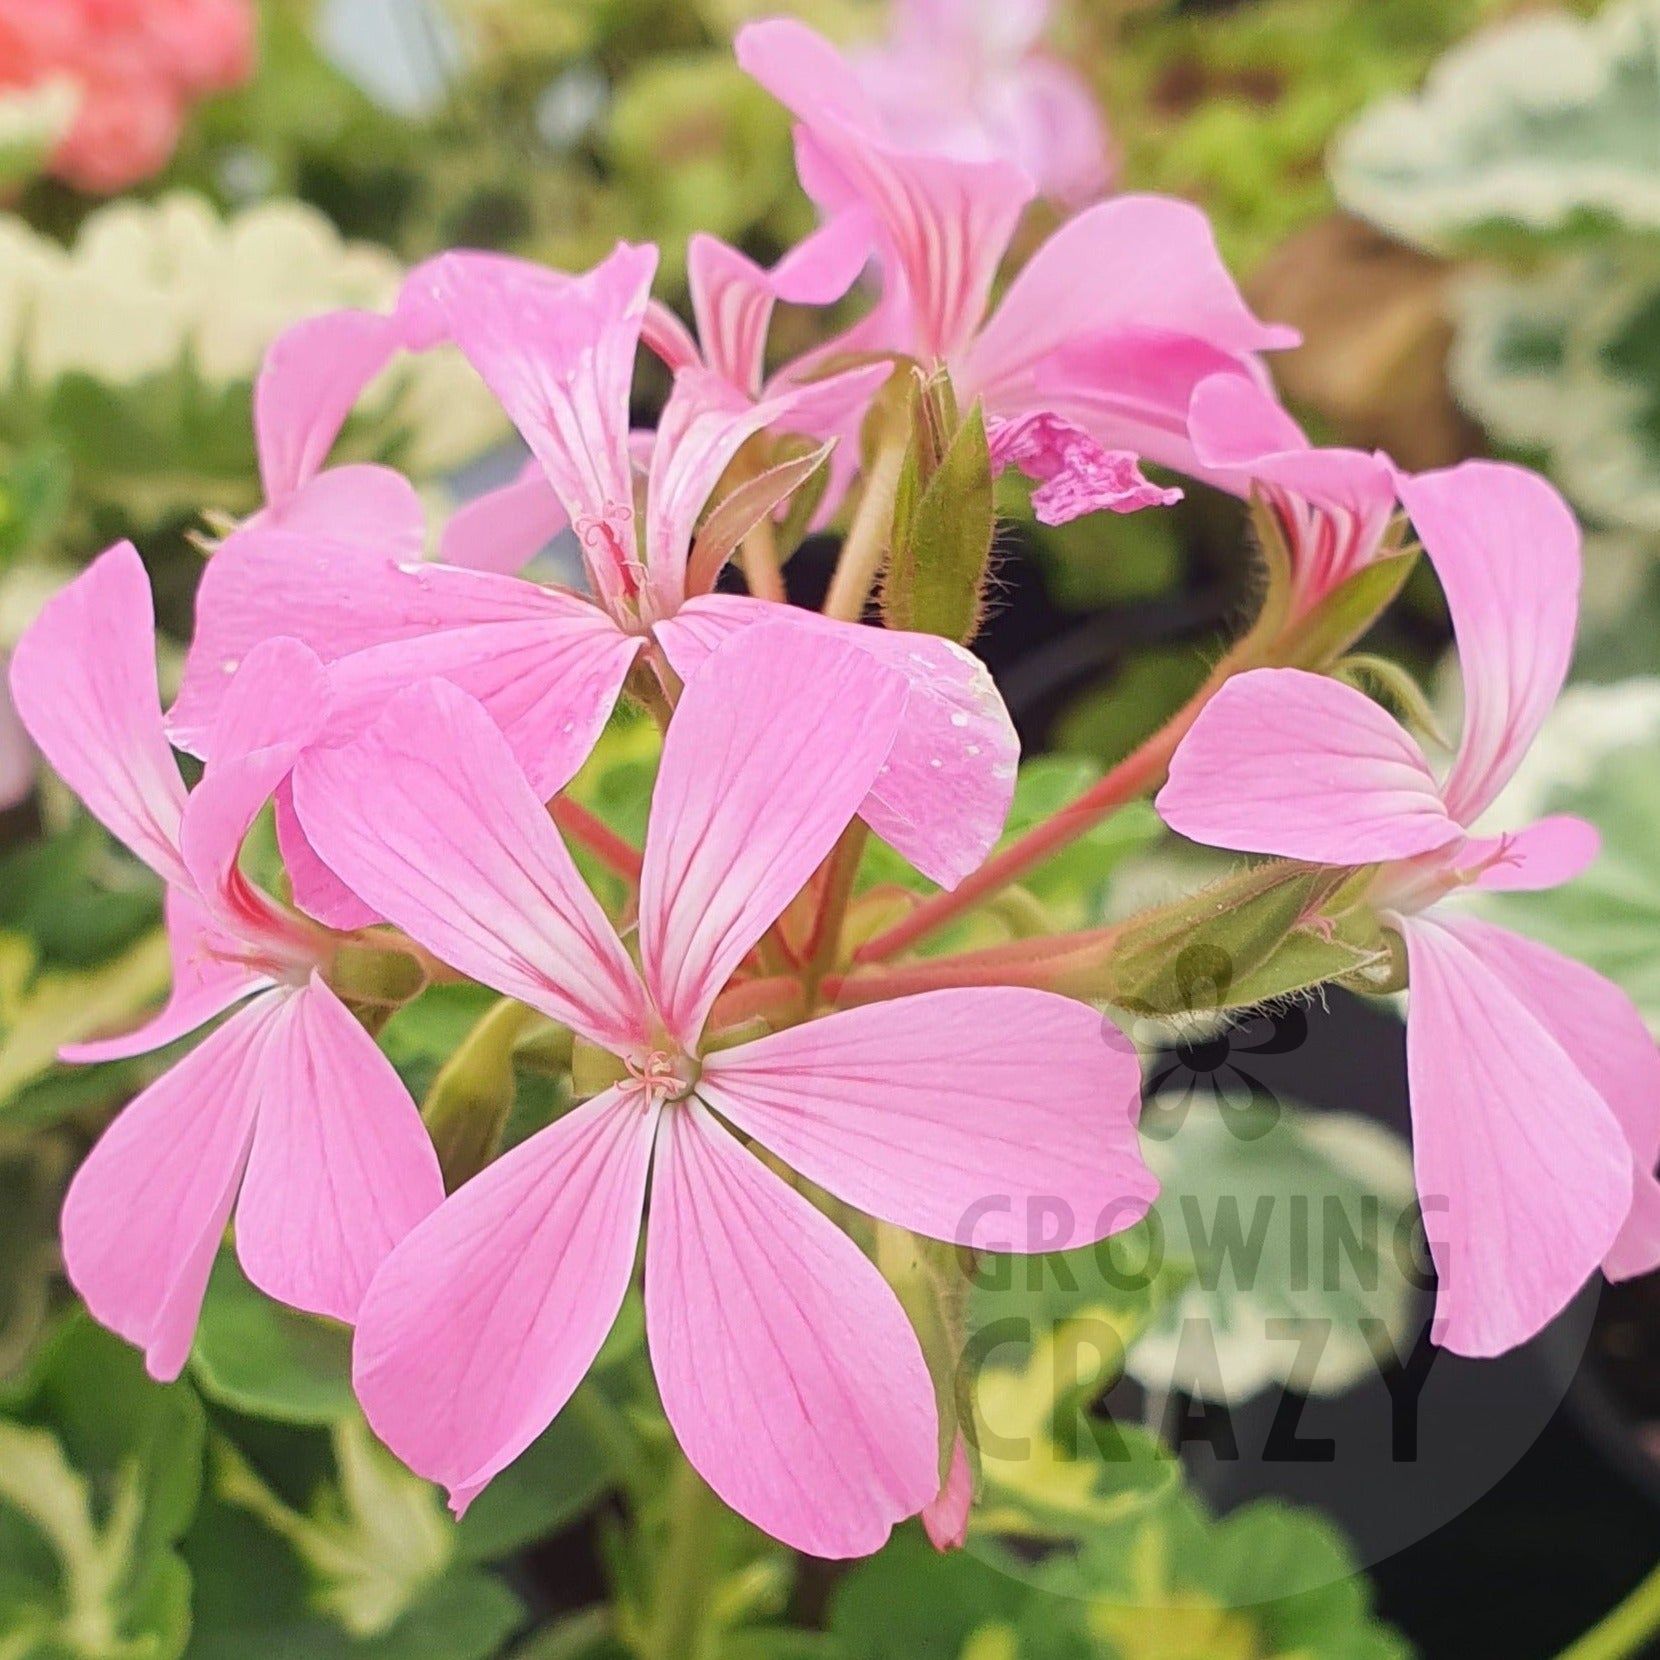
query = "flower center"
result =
(625, 1047, 700, 1107)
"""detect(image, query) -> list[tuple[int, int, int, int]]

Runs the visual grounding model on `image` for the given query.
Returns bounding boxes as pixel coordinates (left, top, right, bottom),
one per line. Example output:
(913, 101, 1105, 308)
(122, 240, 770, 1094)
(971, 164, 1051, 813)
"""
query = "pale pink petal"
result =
(643, 362, 889, 613)
(986, 411, 1181, 523)
(170, 469, 428, 753)
(1430, 915, 1660, 1284)
(922, 1435, 973, 1552)
(737, 19, 1033, 362)
(274, 782, 379, 931)
(9, 543, 188, 887)
(701, 988, 1153, 1250)
(234, 976, 443, 1324)
(353, 1085, 657, 1510)
(439, 460, 569, 575)
(1463, 815, 1602, 893)
(60, 994, 280, 1380)
(1399, 913, 1633, 1357)
(1396, 463, 1580, 823)
(1157, 669, 1462, 863)
(638, 623, 907, 1045)
(254, 310, 405, 503)
(646, 1101, 938, 1557)
(641, 298, 703, 375)
(997, 54, 1113, 208)
(962, 195, 1297, 407)
(292, 680, 650, 1053)
(403, 246, 657, 609)
(656, 596, 1018, 890)
(61, 888, 271, 1064)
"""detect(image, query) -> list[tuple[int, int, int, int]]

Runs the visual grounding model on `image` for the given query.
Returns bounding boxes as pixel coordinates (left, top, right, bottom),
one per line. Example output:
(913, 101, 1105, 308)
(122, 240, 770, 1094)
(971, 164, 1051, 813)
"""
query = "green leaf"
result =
(0, 820, 163, 969)
(1129, 1096, 1420, 1402)
(191, 1254, 356, 1428)
(1333, 0, 1660, 252)
(880, 394, 995, 644)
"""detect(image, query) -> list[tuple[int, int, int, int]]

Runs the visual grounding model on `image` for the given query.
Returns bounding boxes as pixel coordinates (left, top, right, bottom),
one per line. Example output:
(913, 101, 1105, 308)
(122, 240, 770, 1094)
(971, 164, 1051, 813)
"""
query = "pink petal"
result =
(962, 195, 1297, 407)
(234, 976, 443, 1324)
(61, 888, 271, 1064)
(9, 543, 188, 888)
(353, 1085, 657, 1510)
(1399, 913, 1633, 1357)
(986, 411, 1181, 523)
(1432, 916, 1660, 1285)
(655, 596, 1018, 890)
(643, 362, 889, 614)
(922, 1435, 973, 1552)
(439, 460, 570, 575)
(403, 246, 657, 610)
(1157, 669, 1462, 863)
(996, 54, 1113, 208)
(292, 680, 650, 1054)
(1463, 815, 1602, 893)
(170, 468, 428, 753)
(638, 623, 907, 1046)
(1396, 463, 1580, 823)
(641, 298, 704, 375)
(274, 782, 380, 931)
(737, 19, 1033, 362)
(254, 310, 405, 503)
(646, 1100, 938, 1557)
(61, 993, 280, 1380)
(701, 987, 1154, 1250)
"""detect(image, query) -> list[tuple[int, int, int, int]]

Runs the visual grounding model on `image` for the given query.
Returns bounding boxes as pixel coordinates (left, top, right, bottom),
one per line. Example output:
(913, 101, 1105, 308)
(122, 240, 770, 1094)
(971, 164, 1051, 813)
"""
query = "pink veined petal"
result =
(292, 679, 650, 1054)
(646, 1100, 939, 1558)
(1395, 462, 1581, 824)
(656, 596, 1018, 890)
(170, 469, 428, 753)
(353, 1085, 658, 1512)
(61, 887, 271, 1064)
(60, 992, 282, 1380)
(641, 298, 704, 375)
(961, 195, 1297, 405)
(9, 543, 188, 888)
(638, 623, 907, 1046)
(233, 976, 443, 1324)
(439, 460, 570, 575)
(1398, 913, 1633, 1358)
(737, 19, 1033, 363)
(404, 245, 658, 609)
(643, 362, 890, 614)
(1462, 815, 1602, 893)
(254, 309, 405, 503)
(274, 782, 380, 931)
(701, 988, 1154, 1252)
(1157, 669, 1463, 863)
(986, 411, 1182, 524)
(1428, 915, 1660, 1285)
(922, 1435, 973, 1552)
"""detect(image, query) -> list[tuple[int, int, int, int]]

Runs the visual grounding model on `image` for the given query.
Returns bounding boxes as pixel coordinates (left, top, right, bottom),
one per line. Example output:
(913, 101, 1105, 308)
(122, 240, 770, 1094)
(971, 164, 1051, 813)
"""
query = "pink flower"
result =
(734, 19, 1298, 517)
(170, 243, 1021, 922)
(1185, 373, 1397, 618)
(852, 0, 1113, 208)
(1156, 462, 1660, 1357)
(291, 624, 1154, 1557)
(7, 544, 442, 1379)
(0, 0, 255, 192)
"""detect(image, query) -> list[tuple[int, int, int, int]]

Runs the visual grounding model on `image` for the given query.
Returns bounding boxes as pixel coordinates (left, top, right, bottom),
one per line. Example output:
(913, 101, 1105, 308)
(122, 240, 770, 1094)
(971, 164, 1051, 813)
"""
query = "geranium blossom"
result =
(851, 0, 1113, 208)
(7, 544, 442, 1378)
(1157, 462, 1660, 1355)
(169, 242, 1021, 922)
(734, 19, 1297, 515)
(292, 624, 1154, 1557)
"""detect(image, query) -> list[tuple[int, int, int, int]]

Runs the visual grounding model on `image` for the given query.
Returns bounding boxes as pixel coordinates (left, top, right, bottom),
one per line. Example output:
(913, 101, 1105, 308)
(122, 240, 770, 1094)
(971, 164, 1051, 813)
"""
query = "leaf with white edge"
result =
(1333, 0, 1660, 252)
(1127, 1096, 1420, 1403)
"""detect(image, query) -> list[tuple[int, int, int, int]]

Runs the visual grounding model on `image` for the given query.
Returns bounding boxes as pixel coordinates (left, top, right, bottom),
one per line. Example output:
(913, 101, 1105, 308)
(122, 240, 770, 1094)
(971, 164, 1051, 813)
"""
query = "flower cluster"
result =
(0, 0, 255, 192)
(11, 15, 1658, 1560)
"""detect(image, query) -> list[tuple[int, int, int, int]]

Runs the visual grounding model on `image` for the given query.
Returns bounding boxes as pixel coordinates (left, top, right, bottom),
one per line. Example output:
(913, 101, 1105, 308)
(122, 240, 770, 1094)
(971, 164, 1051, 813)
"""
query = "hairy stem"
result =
(1554, 1561, 1660, 1660)
(550, 797, 643, 882)
(645, 1453, 719, 1660)
(823, 432, 906, 622)
(801, 823, 868, 1004)
(739, 515, 787, 603)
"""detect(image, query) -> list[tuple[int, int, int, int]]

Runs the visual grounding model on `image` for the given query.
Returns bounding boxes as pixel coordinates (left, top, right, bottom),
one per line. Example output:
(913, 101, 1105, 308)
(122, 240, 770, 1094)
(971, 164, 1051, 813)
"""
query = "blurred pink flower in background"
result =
(852, 0, 1112, 207)
(0, 0, 255, 192)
